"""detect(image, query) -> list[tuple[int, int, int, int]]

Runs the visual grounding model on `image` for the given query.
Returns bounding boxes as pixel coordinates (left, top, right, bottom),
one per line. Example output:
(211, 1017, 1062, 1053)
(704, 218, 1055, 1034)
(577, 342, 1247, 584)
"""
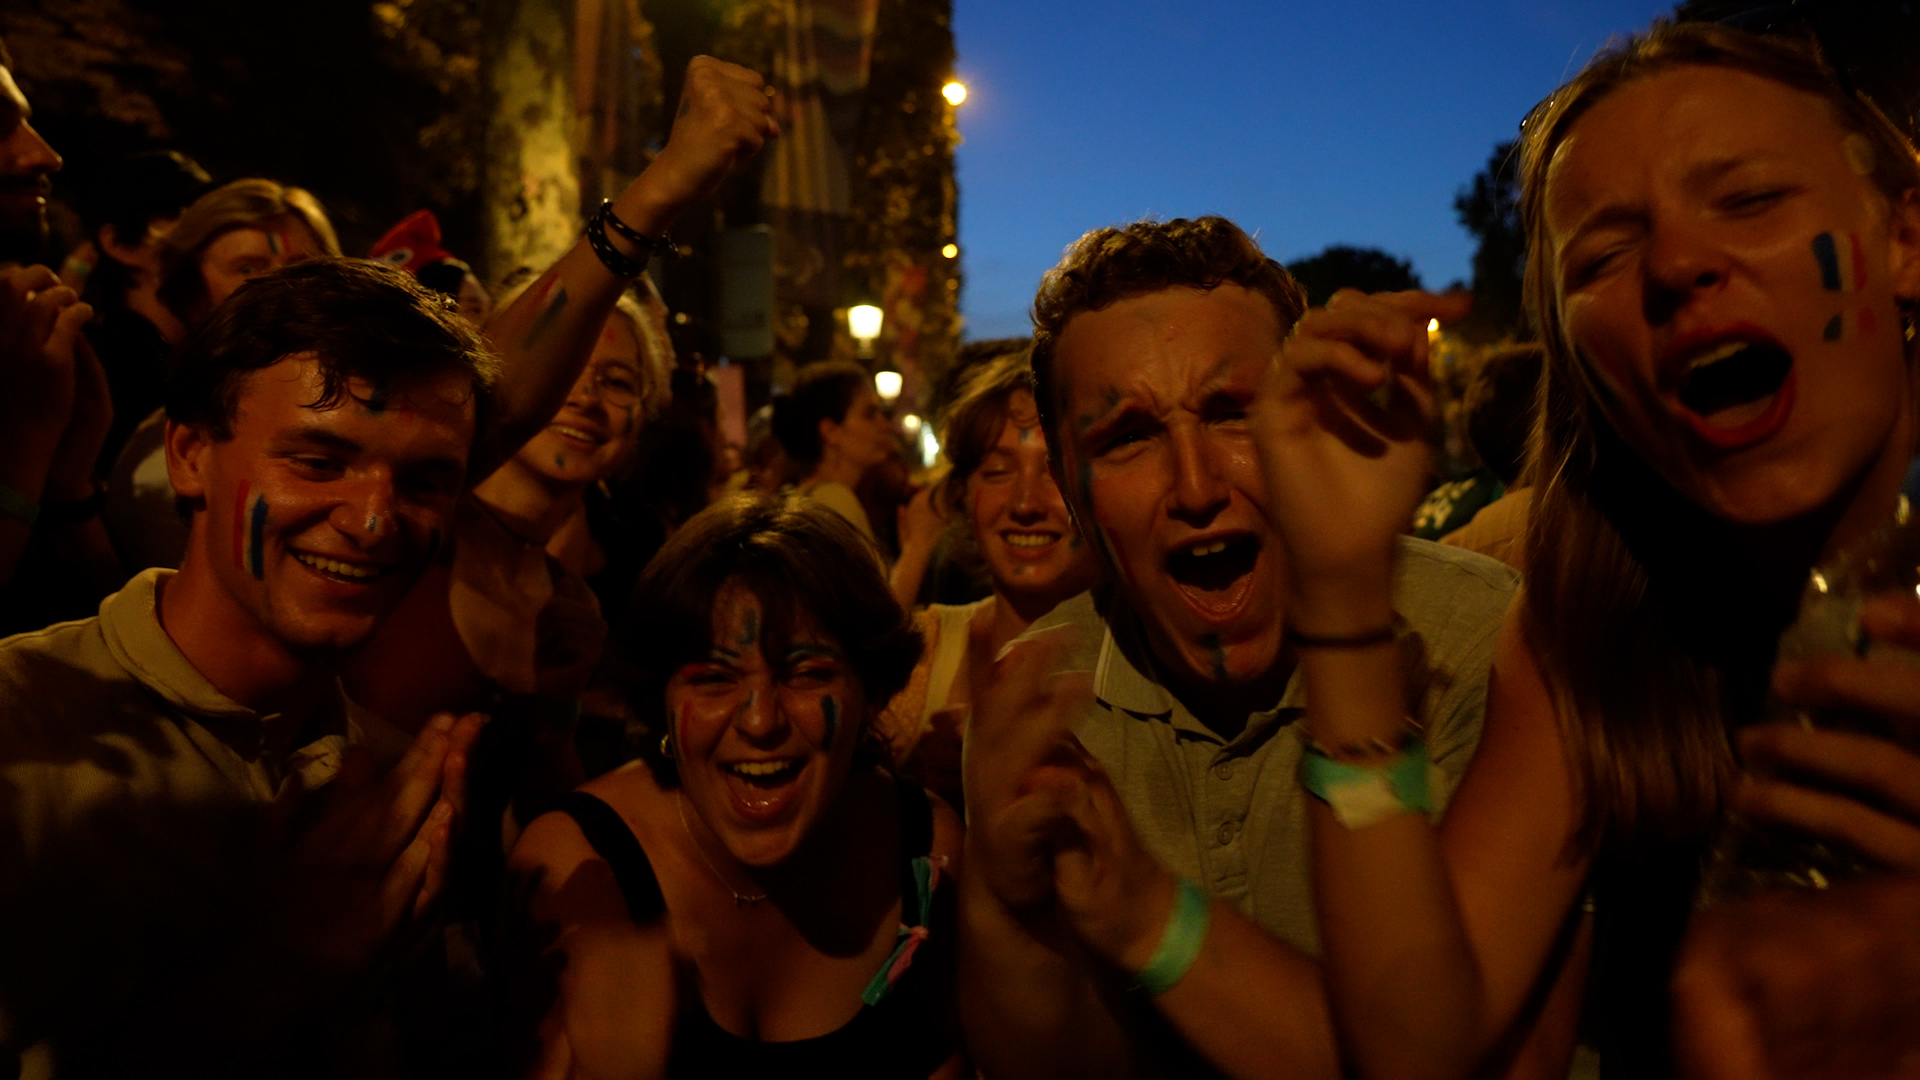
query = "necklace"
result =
(676, 792, 768, 906)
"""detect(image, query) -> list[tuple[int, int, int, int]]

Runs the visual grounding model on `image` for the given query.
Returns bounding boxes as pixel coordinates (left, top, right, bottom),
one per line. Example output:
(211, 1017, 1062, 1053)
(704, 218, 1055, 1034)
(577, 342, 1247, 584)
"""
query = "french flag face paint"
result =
(233, 481, 269, 580)
(821, 694, 840, 749)
(1813, 231, 1878, 342)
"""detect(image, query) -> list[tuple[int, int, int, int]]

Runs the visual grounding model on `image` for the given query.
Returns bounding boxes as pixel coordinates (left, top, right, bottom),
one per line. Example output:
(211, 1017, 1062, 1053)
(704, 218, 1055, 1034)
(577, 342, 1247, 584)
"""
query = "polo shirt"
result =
(1029, 536, 1517, 956)
(0, 568, 403, 1071)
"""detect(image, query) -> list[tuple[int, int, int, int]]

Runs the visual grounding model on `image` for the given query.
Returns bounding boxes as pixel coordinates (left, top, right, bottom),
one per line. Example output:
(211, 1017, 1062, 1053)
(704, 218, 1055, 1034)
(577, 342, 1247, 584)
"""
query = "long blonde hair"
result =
(1517, 21, 1920, 858)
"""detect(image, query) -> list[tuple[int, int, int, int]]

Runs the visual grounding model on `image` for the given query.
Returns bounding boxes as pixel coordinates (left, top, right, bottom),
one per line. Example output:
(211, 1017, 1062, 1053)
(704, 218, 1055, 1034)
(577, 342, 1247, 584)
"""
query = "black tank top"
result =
(558, 776, 958, 1078)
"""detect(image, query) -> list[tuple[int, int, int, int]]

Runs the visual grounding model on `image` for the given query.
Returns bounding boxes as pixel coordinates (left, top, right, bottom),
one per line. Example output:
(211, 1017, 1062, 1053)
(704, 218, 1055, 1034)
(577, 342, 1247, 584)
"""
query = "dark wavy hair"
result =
(1029, 216, 1308, 446)
(769, 361, 869, 465)
(165, 257, 498, 443)
(614, 493, 924, 785)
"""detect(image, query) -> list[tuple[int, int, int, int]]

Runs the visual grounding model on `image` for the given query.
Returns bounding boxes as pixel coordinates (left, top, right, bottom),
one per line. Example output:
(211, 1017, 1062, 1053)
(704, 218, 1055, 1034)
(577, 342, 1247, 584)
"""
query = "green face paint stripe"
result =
(740, 606, 761, 647)
(364, 382, 389, 414)
(1201, 633, 1228, 680)
(1825, 314, 1843, 341)
(248, 494, 269, 580)
(822, 695, 840, 748)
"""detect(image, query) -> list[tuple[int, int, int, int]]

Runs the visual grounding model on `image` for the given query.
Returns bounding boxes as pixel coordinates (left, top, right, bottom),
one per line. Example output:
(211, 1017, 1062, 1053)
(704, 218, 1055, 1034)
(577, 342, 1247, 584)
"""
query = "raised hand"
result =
(0, 264, 92, 485)
(627, 55, 781, 224)
(1746, 592, 1920, 868)
(1254, 289, 1470, 625)
(1045, 750, 1178, 974)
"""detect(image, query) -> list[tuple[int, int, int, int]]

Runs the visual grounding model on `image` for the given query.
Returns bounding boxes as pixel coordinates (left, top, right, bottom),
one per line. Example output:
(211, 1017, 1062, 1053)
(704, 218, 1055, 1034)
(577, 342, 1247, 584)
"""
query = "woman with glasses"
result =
(1248, 18, 1920, 1079)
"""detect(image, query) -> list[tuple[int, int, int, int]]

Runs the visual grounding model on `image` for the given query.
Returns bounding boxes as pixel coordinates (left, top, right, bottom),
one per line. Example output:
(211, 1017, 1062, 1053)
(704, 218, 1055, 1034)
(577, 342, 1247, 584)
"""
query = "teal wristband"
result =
(1300, 739, 1432, 829)
(1134, 878, 1211, 996)
(0, 483, 38, 527)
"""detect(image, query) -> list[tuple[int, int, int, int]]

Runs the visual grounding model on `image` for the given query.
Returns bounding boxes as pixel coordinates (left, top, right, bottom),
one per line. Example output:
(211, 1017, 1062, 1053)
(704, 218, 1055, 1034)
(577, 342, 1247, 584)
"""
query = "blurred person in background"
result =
(370, 208, 493, 328)
(878, 350, 1100, 808)
(1439, 342, 1543, 568)
(771, 360, 896, 546)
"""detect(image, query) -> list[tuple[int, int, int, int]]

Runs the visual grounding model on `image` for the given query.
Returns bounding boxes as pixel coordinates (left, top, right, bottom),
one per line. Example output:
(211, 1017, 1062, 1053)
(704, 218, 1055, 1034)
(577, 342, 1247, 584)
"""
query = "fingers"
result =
(1772, 654, 1920, 738)
(964, 632, 1091, 812)
(440, 712, 490, 827)
(376, 714, 455, 857)
(1736, 729, 1920, 869)
(385, 800, 450, 926)
(413, 801, 455, 920)
(1860, 592, 1920, 647)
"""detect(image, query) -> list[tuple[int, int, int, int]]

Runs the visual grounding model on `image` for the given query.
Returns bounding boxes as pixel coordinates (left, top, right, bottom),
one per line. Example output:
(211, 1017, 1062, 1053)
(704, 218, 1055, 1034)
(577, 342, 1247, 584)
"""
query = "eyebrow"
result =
(279, 425, 466, 476)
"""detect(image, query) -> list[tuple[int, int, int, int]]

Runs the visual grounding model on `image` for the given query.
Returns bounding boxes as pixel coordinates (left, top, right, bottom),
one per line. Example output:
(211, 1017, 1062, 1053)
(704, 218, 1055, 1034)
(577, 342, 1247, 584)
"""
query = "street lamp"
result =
(848, 304, 883, 357)
(874, 368, 903, 404)
(942, 81, 967, 107)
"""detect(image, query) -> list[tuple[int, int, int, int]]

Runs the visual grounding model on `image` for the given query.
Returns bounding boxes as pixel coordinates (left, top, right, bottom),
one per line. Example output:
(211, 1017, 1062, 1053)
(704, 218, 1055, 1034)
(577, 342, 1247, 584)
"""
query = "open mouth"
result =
(292, 552, 392, 583)
(723, 758, 802, 785)
(1675, 342, 1794, 421)
(549, 423, 607, 449)
(1165, 534, 1261, 616)
(720, 756, 806, 819)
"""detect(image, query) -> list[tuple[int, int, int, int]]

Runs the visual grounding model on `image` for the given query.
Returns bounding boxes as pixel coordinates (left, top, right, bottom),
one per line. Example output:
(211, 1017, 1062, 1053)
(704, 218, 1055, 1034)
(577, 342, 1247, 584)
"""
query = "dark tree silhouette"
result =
(1285, 244, 1422, 308)
(1453, 139, 1528, 342)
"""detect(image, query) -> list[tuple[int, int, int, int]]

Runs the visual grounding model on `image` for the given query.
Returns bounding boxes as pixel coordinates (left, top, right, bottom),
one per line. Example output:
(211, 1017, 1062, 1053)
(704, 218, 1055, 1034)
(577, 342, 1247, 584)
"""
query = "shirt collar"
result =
(1092, 596, 1304, 747)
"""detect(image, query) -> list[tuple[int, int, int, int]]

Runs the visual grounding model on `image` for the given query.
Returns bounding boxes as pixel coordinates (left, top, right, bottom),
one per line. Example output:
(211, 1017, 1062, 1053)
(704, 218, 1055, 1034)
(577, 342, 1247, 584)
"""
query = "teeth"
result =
(551, 425, 602, 443)
(1189, 540, 1228, 557)
(728, 760, 796, 778)
(1004, 533, 1057, 548)
(1686, 342, 1748, 372)
(294, 552, 385, 580)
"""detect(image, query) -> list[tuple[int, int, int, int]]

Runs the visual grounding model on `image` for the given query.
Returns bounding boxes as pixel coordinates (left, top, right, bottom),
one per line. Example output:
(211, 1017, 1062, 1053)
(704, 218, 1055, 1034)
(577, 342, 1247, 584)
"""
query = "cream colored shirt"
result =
(1026, 537, 1517, 956)
(0, 568, 401, 1070)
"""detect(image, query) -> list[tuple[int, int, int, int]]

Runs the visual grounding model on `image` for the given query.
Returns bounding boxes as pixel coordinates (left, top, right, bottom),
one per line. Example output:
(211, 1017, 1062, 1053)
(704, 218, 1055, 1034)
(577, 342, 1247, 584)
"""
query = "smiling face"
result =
(515, 313, 645, 489)
(666, 581, 863, 868)
(1545, 65, 1920, 525)
(966, 389, 1099, 607)
(1053, 284, 1285, 688)
(167, 356, 474, 654)
(820, 384, 895, 472)
(0, 65, 58, 261)
(199, 216, 325, 311)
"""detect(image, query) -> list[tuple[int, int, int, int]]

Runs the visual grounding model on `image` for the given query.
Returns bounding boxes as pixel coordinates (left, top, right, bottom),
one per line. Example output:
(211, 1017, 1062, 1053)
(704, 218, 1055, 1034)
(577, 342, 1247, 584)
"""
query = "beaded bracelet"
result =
(585, 200, 673, 279)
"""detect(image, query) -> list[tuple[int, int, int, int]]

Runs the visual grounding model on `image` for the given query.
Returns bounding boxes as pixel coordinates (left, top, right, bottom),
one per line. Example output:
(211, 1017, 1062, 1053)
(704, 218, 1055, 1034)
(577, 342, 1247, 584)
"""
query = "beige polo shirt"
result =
(0, 568, 401, 1070)
(1030, 537, 1517, 956)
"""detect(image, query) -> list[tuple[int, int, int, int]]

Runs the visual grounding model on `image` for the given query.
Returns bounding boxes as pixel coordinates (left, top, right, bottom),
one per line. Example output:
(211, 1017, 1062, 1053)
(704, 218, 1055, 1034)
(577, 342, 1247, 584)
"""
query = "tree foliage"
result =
(1453, 139, 1528, 342)
(1285, 244, 1422, 308)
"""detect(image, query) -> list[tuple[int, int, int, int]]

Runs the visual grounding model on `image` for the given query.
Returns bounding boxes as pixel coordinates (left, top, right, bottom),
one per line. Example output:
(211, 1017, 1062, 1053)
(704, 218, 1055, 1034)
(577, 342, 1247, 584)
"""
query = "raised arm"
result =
(1255, 288, 1591, 1080)
(469, 57, 777, 480)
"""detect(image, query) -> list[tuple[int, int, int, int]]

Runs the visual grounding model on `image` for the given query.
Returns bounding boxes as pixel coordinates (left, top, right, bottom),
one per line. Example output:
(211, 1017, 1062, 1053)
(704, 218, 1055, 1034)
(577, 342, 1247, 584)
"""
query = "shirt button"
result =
(1215, 820, 1239, 846)
(1213, 761, 1235, 781)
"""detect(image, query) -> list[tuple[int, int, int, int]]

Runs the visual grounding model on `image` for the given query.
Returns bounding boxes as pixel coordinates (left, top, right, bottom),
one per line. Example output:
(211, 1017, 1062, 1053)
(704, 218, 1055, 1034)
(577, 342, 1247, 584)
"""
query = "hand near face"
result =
(0, 264, 91, 466)
(1673, 873, 1920, 1080)
(256, 711, 487, 985)
(43, 329, 111, 501)
(632, 56, 780, 219)
(897, 483, 947, 560)
(1255, 289, 1469, 622)
(1746, 593, 1920, 869)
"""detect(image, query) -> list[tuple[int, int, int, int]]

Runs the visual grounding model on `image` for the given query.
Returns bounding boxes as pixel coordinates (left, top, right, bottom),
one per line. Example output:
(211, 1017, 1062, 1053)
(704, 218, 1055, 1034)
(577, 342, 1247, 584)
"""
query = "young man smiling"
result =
(958, 217, 1518, 1077)
(0, 54, 776, 1074)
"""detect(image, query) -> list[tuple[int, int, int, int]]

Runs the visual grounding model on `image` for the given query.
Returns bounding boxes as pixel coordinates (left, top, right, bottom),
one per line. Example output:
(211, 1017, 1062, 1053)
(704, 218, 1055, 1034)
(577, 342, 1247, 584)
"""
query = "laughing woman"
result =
(1253, 20, 1920, 1080)
(506, 494, 964, 1079)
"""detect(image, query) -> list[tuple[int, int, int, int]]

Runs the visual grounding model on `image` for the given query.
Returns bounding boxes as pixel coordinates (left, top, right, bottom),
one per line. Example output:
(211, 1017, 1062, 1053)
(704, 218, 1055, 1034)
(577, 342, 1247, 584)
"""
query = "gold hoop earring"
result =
(659, 731, 674, 759)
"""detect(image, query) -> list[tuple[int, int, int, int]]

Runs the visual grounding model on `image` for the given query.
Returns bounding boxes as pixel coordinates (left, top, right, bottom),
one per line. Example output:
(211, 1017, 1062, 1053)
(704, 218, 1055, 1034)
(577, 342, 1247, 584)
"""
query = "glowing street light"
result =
(874, 368, 903, 403)
(941, 243, 959, 259)
(942, 81, 967, 107)
(848, 303, 884, 344)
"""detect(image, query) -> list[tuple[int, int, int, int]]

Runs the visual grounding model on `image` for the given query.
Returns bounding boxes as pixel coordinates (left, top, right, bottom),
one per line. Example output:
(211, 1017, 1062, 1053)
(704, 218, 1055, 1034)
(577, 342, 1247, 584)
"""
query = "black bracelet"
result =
(585, 202, 650, 279)
(597, 199, 675, 258)
(1284, 623, 1397, 650)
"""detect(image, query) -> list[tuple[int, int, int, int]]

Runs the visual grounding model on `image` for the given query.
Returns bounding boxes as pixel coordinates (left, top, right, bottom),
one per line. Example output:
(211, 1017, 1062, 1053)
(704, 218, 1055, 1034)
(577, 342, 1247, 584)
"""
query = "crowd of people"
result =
(1, 16, 1918, 1080)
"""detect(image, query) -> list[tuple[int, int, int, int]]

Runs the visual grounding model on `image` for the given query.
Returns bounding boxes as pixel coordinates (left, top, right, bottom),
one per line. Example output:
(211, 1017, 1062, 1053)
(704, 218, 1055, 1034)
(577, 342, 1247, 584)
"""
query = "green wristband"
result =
(1300, 739, 1432, 829)
(0, 483, 38, 527)
(1134, 878, 1211, 996)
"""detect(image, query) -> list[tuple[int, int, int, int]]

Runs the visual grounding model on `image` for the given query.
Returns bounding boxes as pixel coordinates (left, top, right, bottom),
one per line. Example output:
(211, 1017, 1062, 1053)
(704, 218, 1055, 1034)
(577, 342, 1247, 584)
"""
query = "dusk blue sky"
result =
(951, 0, 1674, 340)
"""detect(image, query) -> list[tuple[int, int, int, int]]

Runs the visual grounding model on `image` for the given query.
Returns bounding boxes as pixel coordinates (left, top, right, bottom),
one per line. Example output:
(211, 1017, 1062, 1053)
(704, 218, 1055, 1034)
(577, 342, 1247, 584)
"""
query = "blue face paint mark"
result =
(248, 494, 269, 580)
(365, 513, 379, 535)
(1814, 232, 1843, 291)
(554, 453, 567, 469)
(740, 606, 760, 647)
(1825, 314, 1844, 341)
(822, 695, 840, 748)
(364, 383, 389, 414)
(1201, 633, 1228, 681)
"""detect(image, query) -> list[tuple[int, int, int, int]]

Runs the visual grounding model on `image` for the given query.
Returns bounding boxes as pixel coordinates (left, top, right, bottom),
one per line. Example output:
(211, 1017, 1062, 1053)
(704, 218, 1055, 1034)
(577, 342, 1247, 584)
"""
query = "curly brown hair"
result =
(1028, 216, 1308, 446)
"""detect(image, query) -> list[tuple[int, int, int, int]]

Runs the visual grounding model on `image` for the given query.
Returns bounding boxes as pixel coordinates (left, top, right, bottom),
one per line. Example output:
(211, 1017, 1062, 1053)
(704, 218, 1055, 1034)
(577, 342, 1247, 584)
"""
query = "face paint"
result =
(1017, 425, 1032, 443)
(1814, 232, 1873, 342)
(365, 512, 380, 535)
(519, 282, 571, 350)
(821, 694, 840, 748)
(554, 453, 567, 469)
(363, 382, 389, 414)
(232, 482, 269, 581)
(739, 605, 760, 648)
(266, 231, 284, 257)
(1201, 632, 1228, 681)
(1814, 232, 1842, 291)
